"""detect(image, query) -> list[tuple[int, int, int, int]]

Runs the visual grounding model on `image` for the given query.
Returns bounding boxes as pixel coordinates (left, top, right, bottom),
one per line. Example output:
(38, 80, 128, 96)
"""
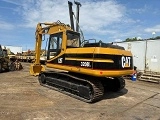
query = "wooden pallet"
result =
(139, 74, 160, 84)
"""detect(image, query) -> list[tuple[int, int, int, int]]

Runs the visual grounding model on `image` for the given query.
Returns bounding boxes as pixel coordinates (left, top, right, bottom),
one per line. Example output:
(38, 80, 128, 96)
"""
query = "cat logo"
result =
(58, 58, 63, 63)
(121, 56, 131, 68)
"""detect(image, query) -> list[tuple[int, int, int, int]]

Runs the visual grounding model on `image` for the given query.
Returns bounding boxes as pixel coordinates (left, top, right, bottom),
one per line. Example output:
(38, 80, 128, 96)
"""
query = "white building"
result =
(2, 45, 22, 54)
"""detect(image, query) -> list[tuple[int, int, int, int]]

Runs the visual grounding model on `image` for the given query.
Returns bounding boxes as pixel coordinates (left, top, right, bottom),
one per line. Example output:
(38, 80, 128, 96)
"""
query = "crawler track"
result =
(38, 71, 104, 103)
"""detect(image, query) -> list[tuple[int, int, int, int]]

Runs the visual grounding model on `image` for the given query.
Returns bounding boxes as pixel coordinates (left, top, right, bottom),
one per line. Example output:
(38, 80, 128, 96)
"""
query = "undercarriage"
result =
(38, 71, 125, 103)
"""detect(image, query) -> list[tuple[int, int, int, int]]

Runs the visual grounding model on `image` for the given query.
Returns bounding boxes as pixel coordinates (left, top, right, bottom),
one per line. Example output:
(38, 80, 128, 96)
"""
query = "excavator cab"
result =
(0, 45, 3, 56)
(2, 49, 7, 57)
(47, 31, 80, 59)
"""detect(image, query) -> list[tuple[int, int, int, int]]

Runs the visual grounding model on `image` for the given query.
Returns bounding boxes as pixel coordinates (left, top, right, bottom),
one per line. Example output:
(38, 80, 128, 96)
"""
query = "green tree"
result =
(124, 37, 138, 42)
(155, 36, 160, 39)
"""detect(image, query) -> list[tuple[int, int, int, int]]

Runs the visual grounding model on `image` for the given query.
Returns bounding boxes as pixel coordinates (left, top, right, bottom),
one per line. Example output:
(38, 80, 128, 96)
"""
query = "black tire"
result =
(4, 62, 9, 72)
(9, 63, 16, 71)
(0, 63, 2, 73)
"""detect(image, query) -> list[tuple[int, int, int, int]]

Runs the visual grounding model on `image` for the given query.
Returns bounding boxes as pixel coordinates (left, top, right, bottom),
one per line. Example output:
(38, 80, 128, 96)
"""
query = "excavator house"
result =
(30, 1, 133, 102)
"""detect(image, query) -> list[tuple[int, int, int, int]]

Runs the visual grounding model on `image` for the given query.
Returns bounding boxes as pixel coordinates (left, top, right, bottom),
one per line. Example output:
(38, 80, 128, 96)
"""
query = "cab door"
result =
(47, 33, 63, 60)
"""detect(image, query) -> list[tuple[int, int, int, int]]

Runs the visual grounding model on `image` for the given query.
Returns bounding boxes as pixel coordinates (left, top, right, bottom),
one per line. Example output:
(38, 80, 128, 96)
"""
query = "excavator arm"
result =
(30, 23, 45, 76)
(30, 22, 72, 76)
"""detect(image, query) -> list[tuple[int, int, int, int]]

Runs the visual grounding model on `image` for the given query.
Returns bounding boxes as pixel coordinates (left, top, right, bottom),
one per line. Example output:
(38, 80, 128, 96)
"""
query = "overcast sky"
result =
(0, 0, 160, 50)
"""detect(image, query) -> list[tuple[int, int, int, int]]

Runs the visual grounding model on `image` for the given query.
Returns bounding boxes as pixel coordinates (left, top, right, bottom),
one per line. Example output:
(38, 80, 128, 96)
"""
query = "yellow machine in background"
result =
(30, 1, 133, 102)
(0, 45, 9, 72)
(0, 45, 23, 72)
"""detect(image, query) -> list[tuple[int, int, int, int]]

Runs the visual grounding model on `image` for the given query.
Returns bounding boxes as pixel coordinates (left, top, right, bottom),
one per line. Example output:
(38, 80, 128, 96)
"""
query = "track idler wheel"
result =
(38, 73, 46, 84)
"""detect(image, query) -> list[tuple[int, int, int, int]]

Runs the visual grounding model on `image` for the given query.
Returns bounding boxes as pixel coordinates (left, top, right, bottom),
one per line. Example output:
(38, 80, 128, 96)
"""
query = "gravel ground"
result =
(0, 63, 160, 120)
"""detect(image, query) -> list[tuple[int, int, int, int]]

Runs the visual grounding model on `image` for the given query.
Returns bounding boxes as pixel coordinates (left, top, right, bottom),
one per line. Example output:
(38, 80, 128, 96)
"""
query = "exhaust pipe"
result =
(68, 1, 75, 31)
(74, 1, 81, 32)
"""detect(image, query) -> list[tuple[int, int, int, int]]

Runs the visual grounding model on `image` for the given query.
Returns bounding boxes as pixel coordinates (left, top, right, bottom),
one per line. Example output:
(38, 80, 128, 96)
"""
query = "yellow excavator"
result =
(30, 1, 133, 102)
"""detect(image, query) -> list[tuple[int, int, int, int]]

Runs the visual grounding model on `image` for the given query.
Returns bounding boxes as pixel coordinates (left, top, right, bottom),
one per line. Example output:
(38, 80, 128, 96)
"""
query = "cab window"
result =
(67, 31, 80, 48)
(47, 33, 62, 60)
